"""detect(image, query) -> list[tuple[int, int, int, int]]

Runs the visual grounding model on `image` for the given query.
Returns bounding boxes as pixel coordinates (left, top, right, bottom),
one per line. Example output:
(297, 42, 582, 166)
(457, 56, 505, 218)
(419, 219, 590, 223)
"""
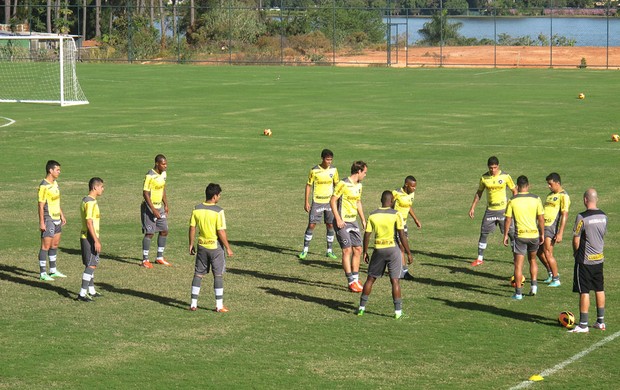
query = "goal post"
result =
(0, 34, 89, 106)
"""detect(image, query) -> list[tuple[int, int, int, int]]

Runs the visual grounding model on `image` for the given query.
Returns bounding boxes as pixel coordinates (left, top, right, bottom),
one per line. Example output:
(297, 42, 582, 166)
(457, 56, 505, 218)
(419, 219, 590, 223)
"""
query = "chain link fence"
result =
(2, 2, 619, 68)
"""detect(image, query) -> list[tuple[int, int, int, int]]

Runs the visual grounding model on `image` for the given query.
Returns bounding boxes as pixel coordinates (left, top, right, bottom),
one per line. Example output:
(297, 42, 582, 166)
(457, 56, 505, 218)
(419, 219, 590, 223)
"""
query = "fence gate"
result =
(387, 22, 408, 66)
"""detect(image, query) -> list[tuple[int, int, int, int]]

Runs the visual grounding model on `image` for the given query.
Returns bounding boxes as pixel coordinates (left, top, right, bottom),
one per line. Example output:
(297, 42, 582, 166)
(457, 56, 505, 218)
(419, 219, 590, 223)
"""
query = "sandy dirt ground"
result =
(334, 46, 620, 68)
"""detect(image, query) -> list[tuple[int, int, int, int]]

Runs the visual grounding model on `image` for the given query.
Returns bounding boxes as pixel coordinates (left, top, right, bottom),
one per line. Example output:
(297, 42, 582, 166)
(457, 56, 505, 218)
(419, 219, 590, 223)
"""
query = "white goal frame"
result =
(0, 34, 89, 106)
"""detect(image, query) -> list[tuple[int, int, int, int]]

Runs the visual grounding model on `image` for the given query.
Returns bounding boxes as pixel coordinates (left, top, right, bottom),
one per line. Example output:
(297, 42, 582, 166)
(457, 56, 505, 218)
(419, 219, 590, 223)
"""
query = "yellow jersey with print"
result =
(392, 188, 415, 221)
(333, 178, 363, 223)
(143, 169, 167, 208)
(38, 179, 62, 221)
(80, 196, 100, 239)
(307, 164, 339, 203)
(189, 202, 226, 250)
(543, 190, 570, 227)
(505, 193, 544, 239)
(477, 171, 515, 211)
(366, 207, 404, 249)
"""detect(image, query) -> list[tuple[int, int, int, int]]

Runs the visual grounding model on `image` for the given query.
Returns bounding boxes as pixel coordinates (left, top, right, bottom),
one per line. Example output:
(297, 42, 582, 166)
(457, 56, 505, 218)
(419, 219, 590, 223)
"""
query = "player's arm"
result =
(503, 216, 512, 246)
(38, 201, 46, 232)
(362, 231, 371, 264)
(60, 207, 66, 226)
(555, 210, 569, 243)
(357, 200, 366, 230)
(330, 195, 344, 228)
(398, 229, 414, 264)
(537, 214, 545, 245)
(409, 207, 421, 229)
(217, 229, 234, 257)
(572, 235, 580, 253)
(304, 184, 312, 213)
(143, 190, 161, 219)
(469, 189, 484, 219)
(162, 188, 169, 214)
(188, 225, 196, 255)
(86, 217, 101, 253)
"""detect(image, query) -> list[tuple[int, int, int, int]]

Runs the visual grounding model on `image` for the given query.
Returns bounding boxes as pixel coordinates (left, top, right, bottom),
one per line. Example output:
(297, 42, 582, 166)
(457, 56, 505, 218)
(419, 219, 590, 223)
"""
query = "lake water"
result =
(386, 17, 620, 47)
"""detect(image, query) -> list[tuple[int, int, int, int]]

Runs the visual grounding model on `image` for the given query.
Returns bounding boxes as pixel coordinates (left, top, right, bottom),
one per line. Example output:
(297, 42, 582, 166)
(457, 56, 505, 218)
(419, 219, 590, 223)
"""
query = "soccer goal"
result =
(0, 34, 89, 106)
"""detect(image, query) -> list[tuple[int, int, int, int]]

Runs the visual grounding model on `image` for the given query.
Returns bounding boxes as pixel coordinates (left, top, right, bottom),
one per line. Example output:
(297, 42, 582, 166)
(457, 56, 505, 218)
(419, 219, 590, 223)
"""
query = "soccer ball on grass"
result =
(558, 311, 576, 328)
(612, 134, 619, 142)
(263, 128, 272, 136)
(578, 93, 585, 99)
(510, 275, 526, 287)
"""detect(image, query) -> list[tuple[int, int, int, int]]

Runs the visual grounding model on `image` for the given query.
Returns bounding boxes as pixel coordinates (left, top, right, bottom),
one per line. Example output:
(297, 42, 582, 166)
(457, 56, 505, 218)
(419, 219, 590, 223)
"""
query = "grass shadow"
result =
(230, 240, 297, 256)
(0, 264, 73, 299)
(228, 266, 342, 291)
(59, 246, 140, 264)
(422, 262, 508, 282)
(298, 257, 342, 270)
(259, 286, 357, 313)
(96, 282, 187, 309)
(429, 297, 558, 326)
(414, 276, 505, 297)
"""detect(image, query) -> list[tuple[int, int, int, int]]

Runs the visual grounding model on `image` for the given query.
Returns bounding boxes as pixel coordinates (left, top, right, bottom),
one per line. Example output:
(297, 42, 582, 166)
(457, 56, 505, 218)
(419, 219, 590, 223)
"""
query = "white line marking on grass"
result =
(473, 70, 510, 76)
(508, 330, 620, 389)
(417, 142, 620, 152)
(0, 116, 16, 128)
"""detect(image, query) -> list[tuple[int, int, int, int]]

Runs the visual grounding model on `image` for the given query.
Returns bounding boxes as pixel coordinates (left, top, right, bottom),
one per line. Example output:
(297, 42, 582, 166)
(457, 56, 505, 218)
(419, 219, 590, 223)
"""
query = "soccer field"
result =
(1, 65, 618, 389)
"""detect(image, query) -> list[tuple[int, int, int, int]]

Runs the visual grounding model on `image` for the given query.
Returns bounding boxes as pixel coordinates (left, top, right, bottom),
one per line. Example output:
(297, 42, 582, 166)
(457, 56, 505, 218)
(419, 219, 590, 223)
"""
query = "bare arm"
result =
(86, 218, 101, 253)
(330, 195, 344, 228)
(357, 200, 366, 230)
(162, 188, 169, 215)
(362, 231, 371, 264)
(143, 190, 161, 219)
(572, 235, 580, 253)
(217, 229, 234, 257)
(469, 190, 483, 219)
(38, 202, 46, 232)
(555, 211, 569, 243)
(409, 207, 421, 229)
(503, 216, 512, 246)
(189, 226, 196, 255)
(304, 184, 312, 213)
(398, 229, 414, 264)
(537, 214, 545, 245)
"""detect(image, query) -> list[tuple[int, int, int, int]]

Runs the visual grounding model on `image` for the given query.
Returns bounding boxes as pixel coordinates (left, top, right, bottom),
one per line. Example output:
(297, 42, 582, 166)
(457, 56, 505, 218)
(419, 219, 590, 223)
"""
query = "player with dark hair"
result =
(330, 161, 367, 292)
(469, 156, 517, 266)
(76, 178, 105, 302)
(298, 149, 340, 260)
(188, 183, 234, 312)
(503, 175, 545, 300)
(569, 188, 607, 333)
(357, 190, 413, 319)
(37, 160, 67, 281)
(141, 154, 171, 268)
(392, 175, 421, 280)
(537, 172, 570, 287)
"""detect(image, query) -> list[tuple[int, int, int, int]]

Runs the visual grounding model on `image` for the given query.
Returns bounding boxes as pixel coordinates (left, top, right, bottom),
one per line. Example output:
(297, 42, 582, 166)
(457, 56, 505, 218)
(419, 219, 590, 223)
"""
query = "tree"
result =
(417, 10, 463, 45)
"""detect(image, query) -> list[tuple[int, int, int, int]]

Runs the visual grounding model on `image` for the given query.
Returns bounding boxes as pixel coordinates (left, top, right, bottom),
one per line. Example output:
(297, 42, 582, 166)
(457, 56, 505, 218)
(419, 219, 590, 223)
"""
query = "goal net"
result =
(0, 34, 88, 106)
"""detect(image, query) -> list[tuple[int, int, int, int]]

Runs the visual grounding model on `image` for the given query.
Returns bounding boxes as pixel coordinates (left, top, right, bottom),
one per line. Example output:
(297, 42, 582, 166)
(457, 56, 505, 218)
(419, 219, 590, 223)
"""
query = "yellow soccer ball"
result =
(263, 128, 272, 136)
(510, 275, 526, 287)
(612, 134, 620, 142)
(578, 93, 585, 99)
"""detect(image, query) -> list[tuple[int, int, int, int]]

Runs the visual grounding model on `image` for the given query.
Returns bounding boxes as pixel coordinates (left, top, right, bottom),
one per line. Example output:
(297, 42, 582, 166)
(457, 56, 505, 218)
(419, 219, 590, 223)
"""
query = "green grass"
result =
(1, 65, 619, 389)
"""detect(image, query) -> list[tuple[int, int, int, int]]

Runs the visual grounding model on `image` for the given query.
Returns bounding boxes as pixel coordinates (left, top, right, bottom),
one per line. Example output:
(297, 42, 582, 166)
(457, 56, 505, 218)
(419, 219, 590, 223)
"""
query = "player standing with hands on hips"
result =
(141, 154, 172, 268)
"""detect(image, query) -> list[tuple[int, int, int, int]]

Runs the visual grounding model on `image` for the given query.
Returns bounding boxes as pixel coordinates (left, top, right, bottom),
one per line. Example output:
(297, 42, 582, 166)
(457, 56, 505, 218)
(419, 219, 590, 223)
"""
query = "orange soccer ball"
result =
(612, 134, 619, 142)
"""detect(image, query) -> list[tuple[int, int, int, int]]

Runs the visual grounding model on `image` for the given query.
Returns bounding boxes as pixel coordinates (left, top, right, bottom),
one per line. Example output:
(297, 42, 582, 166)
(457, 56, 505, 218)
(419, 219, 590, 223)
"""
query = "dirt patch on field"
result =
(334, 46, 620, 68)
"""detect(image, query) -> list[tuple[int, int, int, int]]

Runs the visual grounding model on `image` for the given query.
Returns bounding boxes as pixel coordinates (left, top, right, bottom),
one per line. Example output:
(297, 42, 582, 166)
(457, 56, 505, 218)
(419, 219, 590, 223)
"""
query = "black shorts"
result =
(573, 262, 604, 293)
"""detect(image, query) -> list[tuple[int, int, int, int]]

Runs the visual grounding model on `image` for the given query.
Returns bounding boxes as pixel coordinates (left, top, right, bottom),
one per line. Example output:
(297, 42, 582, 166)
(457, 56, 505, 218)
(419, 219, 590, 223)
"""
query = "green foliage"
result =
(307, 5, 386, 47)
(579, 57, 588, 68)
(104, 14, 160, 60)
(417, 10, 464, 45)
(444, 0, 470, 15)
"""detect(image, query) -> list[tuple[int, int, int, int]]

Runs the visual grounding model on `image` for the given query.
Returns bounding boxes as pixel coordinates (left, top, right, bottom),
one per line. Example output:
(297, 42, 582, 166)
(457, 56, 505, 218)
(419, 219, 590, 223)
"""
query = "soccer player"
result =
(503, 175, 544, 300)
(298, 149, 340, 260)
(357, 191, 413, 319)
(330, 161, 367, 293)
(469, 156, 517, 267)
(37, 160, 67, 281)
(536, 172, 570, 287)
(76, 178, 105, 302)
(188, 183, 234, 312)
(392, 176, 421, 280)
(141, 154, 171, 268)
(568, 188, 607, 333)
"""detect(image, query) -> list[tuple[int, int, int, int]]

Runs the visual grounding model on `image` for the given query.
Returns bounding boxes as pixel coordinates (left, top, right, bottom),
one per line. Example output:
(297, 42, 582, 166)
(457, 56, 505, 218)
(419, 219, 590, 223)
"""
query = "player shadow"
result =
(421, 263, 508, 282)
(229, 240, 298, 256)
(298, 258, 342, 270)
(227, 267, 342, 291)
(429, 297, 557, 326)
(414, 276, 505, 297)
(58, 246, 140, 264)
(413, 250, 473, 262)
(259, 286, 358, 314)
(0, 264, 73, 299)
(96, 282, 187, 309)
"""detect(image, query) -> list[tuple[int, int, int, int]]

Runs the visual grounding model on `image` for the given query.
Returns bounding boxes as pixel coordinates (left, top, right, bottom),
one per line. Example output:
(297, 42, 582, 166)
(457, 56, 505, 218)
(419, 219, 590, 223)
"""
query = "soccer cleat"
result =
(39, 273, 54, 281)
(354, 280, 364, 290)
(357, 308, 365, 316)
(395, 312, 409, 320)
(548, 280, 561, 287)
(49, 271, 67, 278)
(90, 292, 103, 298)
(76, 294, 93, 302)
(568, 325, 589, 333)
(156, 258, 172, 267)
(216, 306, 229, 313)
(542, 275, 553, 283)
(298, 251, 308, 260)
(348, 282, 363, 293)
(471, 259, 484, 267)
(189, 306, 197, 312)
(141, 260, 154, 269)
(511, 294, 523, 300)
(402, 272, 414, 281)
(593, 322, 606, 331)
(529, 286, 538, 296)
(325, 252, 338, 259)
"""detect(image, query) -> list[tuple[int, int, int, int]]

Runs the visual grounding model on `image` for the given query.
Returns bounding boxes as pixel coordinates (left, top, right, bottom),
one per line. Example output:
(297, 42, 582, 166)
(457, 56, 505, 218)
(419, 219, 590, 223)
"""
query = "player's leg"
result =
(387, 248, 405, 319)
(190, 247, 208, 310)
(155, 211, 171, 266)
(399, 226, 412, 279)
(325, 207, 337, 258)
(536, 246, 551, 282)
(212, 248, 228, 312)
(594, 290, 605, 330)
(299, 222, 316, 259)
(512, 242, 525, 299)
(357, 276, 376, 316)
(39, 232, 53, 280)
(472, 210, 496, 266)
(527, 248, 538, 296)
(543, 237, 561, 286)
(391, 277, 404, 319)
(77, 238, 97, 302)
(349, 225, 363, 289)
(576, 292, 590, 330)
(568, 264, 590, 332)
(141, 203, 155, 268)
(48, 228, 66, 278)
